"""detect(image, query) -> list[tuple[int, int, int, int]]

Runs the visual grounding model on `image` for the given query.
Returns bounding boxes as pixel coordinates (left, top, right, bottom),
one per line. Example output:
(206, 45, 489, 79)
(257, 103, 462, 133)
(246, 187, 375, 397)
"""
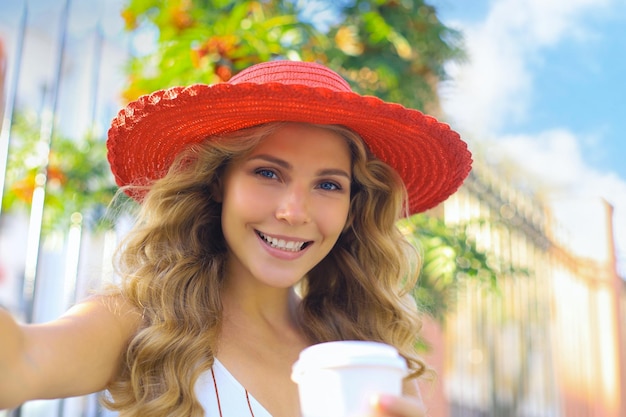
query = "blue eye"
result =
(256, 169, 278, 179)
(319, 181, 341, 191)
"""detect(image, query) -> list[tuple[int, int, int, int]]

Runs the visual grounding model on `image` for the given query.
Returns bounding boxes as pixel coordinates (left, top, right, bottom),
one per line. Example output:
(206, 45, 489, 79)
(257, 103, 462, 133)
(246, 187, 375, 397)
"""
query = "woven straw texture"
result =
(107, 61, 472, 214)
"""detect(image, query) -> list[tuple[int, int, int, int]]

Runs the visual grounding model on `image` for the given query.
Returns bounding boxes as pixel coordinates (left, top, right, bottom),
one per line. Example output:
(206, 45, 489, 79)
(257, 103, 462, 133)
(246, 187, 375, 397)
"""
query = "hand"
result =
(370, 394, 427, 417)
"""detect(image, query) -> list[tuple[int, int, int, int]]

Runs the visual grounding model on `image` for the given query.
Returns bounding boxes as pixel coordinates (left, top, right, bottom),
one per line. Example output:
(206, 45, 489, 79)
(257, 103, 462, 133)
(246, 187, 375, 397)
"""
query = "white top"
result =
(195, 359, 273, 417)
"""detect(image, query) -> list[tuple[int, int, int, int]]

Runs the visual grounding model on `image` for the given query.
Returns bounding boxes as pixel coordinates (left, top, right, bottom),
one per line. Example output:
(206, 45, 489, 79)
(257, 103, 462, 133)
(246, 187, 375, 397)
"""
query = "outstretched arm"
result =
(0, 295, 141, 409)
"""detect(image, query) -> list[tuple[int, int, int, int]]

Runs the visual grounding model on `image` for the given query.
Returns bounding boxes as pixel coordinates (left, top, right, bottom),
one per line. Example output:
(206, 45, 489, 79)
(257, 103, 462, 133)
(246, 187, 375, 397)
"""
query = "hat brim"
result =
(107, 82, 472, 214)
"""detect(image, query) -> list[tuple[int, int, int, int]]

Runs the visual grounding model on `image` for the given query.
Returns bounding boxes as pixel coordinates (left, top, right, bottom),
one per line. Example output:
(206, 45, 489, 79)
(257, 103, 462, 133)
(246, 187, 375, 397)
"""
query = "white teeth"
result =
(259, 232, 306, 252)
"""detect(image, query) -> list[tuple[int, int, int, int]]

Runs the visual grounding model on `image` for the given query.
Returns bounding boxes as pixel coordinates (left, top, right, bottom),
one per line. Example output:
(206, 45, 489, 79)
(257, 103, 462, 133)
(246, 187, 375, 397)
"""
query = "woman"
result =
(0, 60, 471, 416)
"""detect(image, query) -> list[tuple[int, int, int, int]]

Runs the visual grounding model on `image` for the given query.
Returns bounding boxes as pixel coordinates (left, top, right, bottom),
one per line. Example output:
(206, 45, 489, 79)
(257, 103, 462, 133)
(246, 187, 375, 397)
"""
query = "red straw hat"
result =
(107, 60, 471, 214)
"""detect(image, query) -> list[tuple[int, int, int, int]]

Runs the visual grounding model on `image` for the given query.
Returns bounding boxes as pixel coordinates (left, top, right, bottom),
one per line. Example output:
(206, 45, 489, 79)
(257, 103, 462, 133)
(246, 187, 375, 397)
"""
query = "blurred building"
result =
(420, 158, 626, 417)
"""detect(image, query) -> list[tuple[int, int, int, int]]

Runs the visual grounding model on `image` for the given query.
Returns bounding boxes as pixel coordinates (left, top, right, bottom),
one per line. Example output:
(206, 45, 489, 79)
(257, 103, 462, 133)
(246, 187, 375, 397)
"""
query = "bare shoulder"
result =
(11, 293, 142, 405)
(62, 293, 143, 332)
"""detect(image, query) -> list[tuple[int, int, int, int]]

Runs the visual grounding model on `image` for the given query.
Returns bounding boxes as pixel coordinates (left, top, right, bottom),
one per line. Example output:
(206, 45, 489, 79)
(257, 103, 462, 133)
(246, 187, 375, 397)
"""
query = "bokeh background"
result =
(0, 1, 624, 416)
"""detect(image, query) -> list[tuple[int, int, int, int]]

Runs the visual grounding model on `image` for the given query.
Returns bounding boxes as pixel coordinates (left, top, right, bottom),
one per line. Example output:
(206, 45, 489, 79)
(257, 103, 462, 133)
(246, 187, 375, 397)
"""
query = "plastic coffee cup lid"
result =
(292, 341, 407, 382)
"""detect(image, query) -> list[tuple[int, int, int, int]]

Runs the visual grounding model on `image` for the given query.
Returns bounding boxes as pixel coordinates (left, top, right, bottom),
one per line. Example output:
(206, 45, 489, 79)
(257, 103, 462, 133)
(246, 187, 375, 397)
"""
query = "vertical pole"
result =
(89, 24, 104, 135)
(61, 17, 105, 314)
(0, 2, 27, 216)
(23, 0, 72, 323)
(4, 7, 30, 416)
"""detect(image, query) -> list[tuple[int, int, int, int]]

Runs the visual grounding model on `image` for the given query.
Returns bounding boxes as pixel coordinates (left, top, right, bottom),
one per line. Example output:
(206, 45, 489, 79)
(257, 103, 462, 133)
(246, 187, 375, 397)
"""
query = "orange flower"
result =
(215, 65, 232, 82)
(10, 173, 36, 203)
(205, 35, 238, 57)
(192, 35, 240, 72)
(168, 1, 194, 31)
(191, 44, 209, 69)
(47, 165, 66, 186)
(121, 8, 137, 31)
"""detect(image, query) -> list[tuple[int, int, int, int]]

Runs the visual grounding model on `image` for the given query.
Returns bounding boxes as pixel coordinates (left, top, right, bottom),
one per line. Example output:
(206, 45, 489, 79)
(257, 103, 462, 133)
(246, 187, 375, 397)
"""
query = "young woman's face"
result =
(220, 124, 352, 289)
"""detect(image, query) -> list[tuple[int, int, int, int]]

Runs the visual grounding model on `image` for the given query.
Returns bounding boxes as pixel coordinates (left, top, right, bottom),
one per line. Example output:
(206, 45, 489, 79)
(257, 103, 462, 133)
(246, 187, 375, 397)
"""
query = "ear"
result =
(210, 178, 223, 203)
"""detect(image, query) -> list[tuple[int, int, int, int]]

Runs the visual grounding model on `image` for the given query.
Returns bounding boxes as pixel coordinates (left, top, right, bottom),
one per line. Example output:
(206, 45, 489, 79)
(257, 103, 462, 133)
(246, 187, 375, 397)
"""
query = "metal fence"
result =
(1, 1, 127, 415)
(442, 159, 626, 417)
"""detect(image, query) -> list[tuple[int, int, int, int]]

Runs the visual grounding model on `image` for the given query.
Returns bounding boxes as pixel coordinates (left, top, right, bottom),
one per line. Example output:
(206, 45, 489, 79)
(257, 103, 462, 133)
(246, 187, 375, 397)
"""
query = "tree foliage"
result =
(325, 0, 464, 110)
(2, 111, 119, 233)
(120, 0, 326, 101)
(399, 214, 500, 322)
(119, 0, 464, 111)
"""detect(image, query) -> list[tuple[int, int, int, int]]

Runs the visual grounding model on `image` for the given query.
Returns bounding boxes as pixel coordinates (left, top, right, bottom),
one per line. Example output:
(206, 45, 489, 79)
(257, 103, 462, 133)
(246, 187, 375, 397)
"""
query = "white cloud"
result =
(439, 0, 626, 274)
(488, 129, 624, 208)
(488, 129, 586, 192)
(441, 0, 614, 135)
(441, 25, 531, 134)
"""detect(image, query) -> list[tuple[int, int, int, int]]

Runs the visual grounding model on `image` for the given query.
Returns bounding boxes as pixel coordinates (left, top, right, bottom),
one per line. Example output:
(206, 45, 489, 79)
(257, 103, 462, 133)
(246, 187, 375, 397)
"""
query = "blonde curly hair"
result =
(103, 122, 425, 416)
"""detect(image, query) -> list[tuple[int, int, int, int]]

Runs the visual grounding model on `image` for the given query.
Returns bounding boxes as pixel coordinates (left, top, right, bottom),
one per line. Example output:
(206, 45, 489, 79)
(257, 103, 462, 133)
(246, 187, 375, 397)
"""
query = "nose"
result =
(275, 184, 311, 225)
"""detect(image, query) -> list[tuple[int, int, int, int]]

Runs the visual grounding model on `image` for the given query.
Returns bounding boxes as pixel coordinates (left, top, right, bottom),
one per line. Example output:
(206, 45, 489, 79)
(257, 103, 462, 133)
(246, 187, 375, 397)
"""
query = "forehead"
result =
(248, 124, 352, 164)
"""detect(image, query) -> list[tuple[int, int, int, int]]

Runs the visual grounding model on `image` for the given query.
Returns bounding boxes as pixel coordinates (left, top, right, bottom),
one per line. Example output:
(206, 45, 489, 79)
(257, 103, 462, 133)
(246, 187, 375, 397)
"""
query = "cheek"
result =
(315, 200, 350, 236)
(220, 182, 265, 237)
(223, 178, 268, 212)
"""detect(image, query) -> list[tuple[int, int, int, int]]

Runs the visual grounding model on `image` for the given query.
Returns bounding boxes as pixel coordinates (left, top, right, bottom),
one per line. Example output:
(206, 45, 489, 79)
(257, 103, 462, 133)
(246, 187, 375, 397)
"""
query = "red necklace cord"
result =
(211, 368, 223, 417)
(211, 366, 256, 417)
(245, 389, 256, 417)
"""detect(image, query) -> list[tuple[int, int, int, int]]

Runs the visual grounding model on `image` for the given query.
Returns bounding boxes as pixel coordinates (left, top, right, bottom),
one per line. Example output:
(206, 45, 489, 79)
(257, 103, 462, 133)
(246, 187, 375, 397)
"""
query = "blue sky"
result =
(431, 0, 626, 274)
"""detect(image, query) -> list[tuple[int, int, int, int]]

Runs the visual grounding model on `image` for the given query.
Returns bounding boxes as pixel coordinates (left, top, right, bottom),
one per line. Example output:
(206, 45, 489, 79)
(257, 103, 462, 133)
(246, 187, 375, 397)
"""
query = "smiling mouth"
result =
(256, 231, 312, 252)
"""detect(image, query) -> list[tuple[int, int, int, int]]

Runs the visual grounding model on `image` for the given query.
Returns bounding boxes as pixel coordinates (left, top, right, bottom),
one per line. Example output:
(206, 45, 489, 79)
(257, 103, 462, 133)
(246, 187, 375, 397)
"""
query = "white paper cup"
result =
(291, 340, 408, 417)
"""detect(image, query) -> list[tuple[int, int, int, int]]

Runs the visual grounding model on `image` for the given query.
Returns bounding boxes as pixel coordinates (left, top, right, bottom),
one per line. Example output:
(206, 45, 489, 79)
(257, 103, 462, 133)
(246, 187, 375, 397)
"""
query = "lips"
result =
(256, 231, 312, 252)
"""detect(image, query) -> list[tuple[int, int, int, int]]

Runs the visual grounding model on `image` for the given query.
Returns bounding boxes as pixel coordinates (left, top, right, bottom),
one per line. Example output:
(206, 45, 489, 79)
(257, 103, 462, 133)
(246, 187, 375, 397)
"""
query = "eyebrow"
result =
(248, 154, 352, 180)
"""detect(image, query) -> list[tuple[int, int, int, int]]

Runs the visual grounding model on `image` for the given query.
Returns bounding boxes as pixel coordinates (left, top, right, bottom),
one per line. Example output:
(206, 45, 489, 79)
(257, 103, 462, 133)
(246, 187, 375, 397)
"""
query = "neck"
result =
(221, 280, 302, 334)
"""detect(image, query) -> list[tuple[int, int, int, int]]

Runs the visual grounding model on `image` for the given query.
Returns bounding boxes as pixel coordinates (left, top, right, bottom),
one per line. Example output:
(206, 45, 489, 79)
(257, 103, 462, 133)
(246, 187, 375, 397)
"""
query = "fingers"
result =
(371, 394, 427, 417)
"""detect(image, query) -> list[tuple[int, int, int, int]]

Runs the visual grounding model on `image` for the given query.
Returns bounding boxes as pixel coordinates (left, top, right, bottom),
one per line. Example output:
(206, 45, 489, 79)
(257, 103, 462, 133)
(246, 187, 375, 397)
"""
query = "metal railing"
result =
(1, 1, 127, 415)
